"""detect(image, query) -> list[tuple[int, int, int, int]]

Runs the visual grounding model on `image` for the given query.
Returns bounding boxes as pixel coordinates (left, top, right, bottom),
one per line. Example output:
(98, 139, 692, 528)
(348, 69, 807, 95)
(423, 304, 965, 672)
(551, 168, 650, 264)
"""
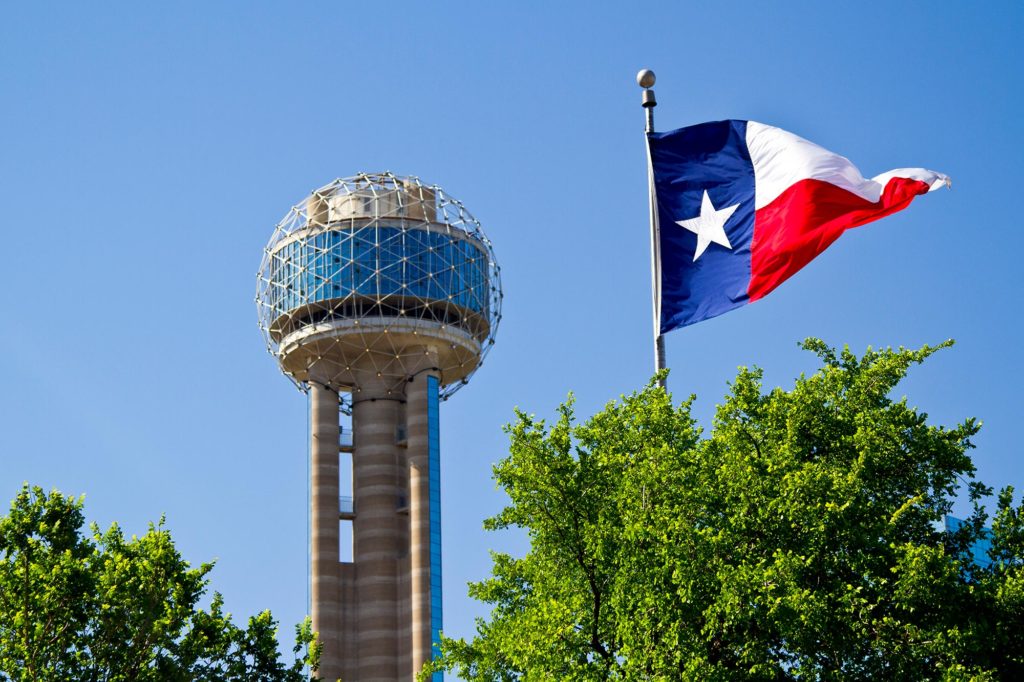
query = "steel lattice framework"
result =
(256, 172, 501, 406)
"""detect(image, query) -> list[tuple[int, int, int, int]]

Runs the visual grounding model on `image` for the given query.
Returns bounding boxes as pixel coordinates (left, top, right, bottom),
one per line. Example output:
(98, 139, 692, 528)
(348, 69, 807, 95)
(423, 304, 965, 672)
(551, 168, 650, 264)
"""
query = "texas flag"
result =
(648, 120, 949, 333)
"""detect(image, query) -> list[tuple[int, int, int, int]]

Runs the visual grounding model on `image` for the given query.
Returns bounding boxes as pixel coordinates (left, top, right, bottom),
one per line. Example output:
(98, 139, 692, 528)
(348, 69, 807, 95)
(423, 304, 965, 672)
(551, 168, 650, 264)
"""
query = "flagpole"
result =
(639, 68, 667, 388)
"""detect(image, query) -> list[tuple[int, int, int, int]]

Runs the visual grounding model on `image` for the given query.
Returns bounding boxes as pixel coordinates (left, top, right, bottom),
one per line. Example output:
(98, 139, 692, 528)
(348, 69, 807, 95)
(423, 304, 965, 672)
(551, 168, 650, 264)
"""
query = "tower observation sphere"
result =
(257, 171, 502, 402)
(255, 172, 500, 681)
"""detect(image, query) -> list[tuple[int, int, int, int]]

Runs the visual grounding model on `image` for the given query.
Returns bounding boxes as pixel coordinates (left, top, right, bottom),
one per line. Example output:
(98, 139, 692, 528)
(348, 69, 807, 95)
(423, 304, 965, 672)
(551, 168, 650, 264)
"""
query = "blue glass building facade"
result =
(946, 516, 994, 570)
(427, 375, 443, 680)
(266, 226, 490, 338)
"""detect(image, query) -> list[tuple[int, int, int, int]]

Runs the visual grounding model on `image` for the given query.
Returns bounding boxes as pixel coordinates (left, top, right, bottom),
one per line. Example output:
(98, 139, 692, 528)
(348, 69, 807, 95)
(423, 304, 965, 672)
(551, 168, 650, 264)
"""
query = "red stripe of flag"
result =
(749, 177, 933, 300)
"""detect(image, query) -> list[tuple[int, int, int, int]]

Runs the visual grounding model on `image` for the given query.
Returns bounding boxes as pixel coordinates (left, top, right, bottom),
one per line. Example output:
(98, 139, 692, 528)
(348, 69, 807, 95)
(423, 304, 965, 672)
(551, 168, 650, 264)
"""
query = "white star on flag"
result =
(675, 190, 739, 262)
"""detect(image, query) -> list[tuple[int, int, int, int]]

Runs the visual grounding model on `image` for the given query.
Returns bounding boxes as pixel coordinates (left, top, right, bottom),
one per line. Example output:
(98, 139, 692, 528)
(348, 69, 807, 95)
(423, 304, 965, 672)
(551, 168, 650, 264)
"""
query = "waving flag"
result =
(648, 120, 948, 333)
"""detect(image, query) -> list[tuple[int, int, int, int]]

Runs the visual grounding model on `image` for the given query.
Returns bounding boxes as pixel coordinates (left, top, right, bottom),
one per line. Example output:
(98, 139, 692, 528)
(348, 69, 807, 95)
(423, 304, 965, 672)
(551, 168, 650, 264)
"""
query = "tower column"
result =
(352, 392, 403, 681)
(310, 382, 342, 681)
(407, 369, 439, 676)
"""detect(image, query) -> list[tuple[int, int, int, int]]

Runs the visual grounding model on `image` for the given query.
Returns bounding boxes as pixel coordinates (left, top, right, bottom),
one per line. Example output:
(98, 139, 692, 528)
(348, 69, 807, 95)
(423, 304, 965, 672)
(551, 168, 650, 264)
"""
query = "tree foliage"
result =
(427, 340, 1024, 680)
(0, 486, 321, 681)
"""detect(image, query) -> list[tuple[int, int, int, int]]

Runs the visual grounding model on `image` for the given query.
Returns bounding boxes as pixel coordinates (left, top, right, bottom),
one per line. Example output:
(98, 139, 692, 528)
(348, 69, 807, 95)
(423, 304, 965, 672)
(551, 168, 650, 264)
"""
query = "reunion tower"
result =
(256, 173, 501, 681)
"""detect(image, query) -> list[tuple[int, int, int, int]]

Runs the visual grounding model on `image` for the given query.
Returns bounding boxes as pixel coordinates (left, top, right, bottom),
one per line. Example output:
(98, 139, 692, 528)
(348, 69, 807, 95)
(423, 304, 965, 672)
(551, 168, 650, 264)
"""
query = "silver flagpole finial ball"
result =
(636, 69, 656, 88)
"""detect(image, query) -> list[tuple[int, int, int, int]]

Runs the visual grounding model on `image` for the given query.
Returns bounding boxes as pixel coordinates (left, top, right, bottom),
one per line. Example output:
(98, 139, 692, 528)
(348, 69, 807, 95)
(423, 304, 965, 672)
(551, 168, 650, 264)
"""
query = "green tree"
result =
(425, 340, 1024, 681)
(0, 485, 322, 681)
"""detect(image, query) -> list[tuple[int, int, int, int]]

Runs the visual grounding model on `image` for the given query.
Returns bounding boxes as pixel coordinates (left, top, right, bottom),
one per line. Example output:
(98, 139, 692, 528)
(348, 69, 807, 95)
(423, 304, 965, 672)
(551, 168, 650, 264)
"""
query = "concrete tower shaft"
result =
(309, 381, 342, 677)
(257, 173, 501, 681)
(351, 392, 403, 679)
(405, 369, 440, 675)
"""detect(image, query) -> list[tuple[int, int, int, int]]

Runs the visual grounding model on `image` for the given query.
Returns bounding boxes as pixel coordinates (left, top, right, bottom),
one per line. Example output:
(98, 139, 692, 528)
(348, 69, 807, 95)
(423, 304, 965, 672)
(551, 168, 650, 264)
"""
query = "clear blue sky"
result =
(2, 1, 1021, 667)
